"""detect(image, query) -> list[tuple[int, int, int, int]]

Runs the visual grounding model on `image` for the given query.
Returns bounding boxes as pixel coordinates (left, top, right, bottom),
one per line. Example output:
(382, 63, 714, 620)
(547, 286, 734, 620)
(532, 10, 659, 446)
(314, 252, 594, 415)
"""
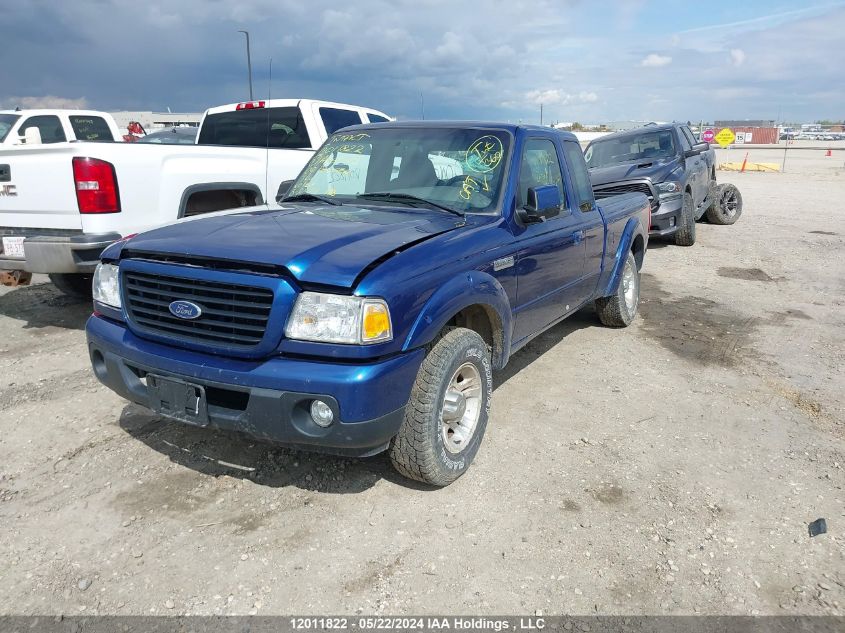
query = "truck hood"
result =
(589, 157, 680, 187)
(119, 204, 466, 288)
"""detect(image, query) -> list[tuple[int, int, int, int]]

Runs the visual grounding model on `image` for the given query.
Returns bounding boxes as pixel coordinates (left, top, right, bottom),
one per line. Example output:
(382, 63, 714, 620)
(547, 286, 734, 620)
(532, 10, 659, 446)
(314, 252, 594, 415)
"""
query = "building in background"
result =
(109, 111, 202, 132)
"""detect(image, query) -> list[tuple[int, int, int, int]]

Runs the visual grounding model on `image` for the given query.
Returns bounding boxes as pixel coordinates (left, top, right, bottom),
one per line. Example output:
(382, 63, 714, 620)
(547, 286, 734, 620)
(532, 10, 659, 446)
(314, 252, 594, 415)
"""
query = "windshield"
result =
(585, 130, 676, 168)
(288, 127, 511, 214)
(0, 114, 20, 143)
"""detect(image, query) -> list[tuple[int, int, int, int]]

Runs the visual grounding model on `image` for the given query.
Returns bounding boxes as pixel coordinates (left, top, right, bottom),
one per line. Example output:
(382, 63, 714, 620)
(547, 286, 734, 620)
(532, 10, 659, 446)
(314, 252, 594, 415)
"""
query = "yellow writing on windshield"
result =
(466, 135, 504, 174)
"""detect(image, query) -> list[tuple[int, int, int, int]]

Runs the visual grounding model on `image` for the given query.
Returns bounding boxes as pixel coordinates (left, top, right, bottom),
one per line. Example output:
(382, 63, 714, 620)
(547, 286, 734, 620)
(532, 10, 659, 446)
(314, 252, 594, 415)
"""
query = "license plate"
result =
(146, 374, 209, 427)
(2, 236, 25, 259)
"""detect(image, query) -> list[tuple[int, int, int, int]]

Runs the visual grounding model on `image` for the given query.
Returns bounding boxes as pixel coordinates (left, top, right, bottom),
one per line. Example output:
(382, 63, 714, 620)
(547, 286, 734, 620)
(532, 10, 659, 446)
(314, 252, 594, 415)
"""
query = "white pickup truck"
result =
(0, 99, 390, 296)
(0, 109, 123, 146)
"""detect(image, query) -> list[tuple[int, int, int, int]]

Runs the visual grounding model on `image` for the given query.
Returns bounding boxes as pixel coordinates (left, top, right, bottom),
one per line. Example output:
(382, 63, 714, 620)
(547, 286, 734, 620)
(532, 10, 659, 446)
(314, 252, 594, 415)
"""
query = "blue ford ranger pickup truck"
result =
(586, 123, 723, 247)
(85, 122, 650, 486)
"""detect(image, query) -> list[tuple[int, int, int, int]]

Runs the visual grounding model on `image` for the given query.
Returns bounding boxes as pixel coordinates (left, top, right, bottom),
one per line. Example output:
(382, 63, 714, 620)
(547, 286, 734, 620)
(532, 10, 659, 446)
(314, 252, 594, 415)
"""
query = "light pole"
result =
(238, 30, 254, 100)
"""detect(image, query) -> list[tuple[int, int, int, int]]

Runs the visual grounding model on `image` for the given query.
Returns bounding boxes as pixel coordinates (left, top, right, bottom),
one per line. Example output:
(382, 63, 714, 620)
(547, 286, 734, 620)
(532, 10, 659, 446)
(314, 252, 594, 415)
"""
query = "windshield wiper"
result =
(281, 193, 342, 206)
(356, 192, 464, 218)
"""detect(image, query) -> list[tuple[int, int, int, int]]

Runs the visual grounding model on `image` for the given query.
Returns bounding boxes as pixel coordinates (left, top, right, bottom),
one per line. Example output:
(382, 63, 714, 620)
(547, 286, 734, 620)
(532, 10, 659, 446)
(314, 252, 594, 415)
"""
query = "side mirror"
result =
(275, 179, 295, 203)
(684, 142, 708, 158)
(518, 185, 562, 223)
(21, 127, 43, 145)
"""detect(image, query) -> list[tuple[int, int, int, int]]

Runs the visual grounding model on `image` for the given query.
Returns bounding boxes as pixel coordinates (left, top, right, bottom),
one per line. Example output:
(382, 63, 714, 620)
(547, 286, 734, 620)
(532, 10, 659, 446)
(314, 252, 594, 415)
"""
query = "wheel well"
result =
(444, 303, 504, 367)
(182, 187, 262, 218)
(631, 234, 645, 269)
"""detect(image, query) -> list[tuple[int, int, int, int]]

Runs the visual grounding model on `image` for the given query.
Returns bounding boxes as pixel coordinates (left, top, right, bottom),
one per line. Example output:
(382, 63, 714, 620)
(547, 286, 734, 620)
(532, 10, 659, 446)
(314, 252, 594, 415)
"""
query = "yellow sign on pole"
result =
(714, 128, 736, 148)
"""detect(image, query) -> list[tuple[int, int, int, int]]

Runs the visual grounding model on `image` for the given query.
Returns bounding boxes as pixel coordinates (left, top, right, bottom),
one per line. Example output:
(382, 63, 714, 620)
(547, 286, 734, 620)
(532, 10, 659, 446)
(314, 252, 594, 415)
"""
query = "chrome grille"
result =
(593, 182, 657, 209)
(123, 271, 273, 349)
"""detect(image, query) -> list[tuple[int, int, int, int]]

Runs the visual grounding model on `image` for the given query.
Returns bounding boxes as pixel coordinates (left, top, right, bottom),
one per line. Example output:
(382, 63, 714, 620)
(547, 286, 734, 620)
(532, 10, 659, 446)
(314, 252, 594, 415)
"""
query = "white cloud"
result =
(730, 48, 746, 66)
(3, 95, 89, 109)
(521, 89, 598, 107)
(641, 53, 672, 67)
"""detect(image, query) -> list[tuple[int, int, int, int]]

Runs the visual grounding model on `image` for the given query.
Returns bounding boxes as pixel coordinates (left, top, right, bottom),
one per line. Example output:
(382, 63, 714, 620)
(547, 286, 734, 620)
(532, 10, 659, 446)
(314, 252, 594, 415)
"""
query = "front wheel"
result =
(389, 327, 493, 486)
(595, 251, 640, 327)
(673, 191, 696, 246)
(49, 273, 93, 299)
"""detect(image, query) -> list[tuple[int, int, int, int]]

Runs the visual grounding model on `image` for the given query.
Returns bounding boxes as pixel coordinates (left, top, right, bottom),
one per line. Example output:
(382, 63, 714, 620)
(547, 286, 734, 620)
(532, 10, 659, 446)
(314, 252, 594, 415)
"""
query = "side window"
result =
(366, 113, 389, 123)
(69, 116, 115, 141)
(678, 128, 692, 152)
(518, 138, 564, 208)
(682, 126, 698, 148)
(319, 108, 363, 134)
(19, 115, 66, 143)
(563, 141, 595, 212)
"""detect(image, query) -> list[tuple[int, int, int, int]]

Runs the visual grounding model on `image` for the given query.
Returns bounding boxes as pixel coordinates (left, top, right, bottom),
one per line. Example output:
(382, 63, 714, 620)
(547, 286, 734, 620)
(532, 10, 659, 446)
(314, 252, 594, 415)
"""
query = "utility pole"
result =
(420, 93, 425, 120)
(540, 103, 543, 126)
(238, 30, 254, 100)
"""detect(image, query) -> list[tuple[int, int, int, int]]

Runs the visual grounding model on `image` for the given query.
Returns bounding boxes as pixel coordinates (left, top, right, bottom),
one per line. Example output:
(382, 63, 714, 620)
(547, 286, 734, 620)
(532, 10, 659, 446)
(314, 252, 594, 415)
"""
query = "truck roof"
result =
(0, 109, 112, 117)
(589, 122, 679, 143)
(204, 99, 390, 117)
(338, 120, 580, 142)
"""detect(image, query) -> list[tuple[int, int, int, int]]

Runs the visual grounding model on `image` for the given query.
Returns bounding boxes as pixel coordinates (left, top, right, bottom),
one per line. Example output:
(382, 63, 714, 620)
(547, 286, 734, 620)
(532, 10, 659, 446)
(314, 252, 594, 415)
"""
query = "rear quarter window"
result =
(319, 108, 363, 134)
(69, 116, 115, 141)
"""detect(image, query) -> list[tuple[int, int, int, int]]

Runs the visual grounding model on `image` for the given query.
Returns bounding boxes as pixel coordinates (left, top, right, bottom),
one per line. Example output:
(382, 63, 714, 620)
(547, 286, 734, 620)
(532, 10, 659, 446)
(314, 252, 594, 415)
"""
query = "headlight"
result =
(92, 262, 121, 308)
(656, 181, 681, 194)
(285, 292, 392, 344)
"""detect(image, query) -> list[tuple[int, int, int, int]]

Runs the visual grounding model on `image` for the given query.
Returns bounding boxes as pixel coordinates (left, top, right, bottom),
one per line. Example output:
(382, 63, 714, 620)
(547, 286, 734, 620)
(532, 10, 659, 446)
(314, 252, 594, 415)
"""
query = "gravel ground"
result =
(0, 146, 842, 616)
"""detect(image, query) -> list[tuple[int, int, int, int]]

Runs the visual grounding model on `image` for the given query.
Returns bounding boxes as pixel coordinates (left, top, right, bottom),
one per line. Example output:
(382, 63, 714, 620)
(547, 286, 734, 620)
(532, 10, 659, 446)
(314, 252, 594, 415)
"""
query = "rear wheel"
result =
(595, 251, 640, 327)
(705, 183, 743, 225)
(49, 273, 93, 299)
(389, 327, 492, 486)
(673, 191, 696, 246)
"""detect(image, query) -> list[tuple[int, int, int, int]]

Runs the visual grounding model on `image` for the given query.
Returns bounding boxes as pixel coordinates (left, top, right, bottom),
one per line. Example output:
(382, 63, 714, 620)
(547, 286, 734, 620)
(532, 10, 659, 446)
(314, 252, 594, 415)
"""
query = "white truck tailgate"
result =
(0, 145, 83, 230)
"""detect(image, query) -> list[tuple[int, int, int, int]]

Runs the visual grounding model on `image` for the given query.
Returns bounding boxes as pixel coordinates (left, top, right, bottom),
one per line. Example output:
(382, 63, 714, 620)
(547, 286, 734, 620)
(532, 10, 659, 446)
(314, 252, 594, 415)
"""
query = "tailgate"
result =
(0, 145, 82, 231)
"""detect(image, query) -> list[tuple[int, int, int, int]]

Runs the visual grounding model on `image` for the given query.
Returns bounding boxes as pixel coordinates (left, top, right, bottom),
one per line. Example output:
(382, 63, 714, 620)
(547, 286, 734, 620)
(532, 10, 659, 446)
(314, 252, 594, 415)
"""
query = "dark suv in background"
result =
(586, 123, 717, 246)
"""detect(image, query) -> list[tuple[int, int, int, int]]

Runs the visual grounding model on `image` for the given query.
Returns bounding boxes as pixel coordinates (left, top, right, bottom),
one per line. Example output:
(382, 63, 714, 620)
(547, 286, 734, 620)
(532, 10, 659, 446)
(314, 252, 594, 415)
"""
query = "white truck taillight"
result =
(235, 101, 266, 110)
(72, 157, 120, 214)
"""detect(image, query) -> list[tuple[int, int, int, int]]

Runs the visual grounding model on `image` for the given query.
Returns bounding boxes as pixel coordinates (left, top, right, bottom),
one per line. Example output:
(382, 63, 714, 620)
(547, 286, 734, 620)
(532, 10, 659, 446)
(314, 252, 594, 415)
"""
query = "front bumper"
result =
(648, 196, 683, 237)
(0, 230, 121, 273)
(86, 315, 424, 456)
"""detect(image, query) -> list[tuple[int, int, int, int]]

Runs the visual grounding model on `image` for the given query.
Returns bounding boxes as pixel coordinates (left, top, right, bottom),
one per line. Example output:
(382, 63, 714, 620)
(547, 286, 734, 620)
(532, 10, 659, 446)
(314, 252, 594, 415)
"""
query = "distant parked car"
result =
(137, 127, 198, 144)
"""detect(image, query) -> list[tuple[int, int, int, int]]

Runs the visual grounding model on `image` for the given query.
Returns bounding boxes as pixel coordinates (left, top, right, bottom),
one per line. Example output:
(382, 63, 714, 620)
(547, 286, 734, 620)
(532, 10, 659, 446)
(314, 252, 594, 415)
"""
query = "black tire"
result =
(595, 251, 640, 327)
(48, 273, 93, 299)
(705, 183, 743, 225)
(673, 191, 696, 246)
(389, 327, 493, 486)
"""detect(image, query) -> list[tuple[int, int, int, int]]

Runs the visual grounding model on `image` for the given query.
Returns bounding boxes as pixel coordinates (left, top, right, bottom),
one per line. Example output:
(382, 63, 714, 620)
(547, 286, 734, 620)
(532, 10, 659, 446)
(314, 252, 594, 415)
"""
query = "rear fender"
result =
(402, 271, 512, 369)
(600, 217, 644, 297)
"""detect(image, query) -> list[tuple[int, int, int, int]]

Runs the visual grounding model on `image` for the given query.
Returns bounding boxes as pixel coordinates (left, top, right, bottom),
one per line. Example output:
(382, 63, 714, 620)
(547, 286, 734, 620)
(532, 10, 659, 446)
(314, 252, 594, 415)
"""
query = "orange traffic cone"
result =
(825, 149, 832, 157)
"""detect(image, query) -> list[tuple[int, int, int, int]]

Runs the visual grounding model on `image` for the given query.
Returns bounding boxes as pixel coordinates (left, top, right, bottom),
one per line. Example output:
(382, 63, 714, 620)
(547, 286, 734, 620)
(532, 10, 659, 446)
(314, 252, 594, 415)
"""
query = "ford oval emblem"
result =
(168, 300, 202, 320)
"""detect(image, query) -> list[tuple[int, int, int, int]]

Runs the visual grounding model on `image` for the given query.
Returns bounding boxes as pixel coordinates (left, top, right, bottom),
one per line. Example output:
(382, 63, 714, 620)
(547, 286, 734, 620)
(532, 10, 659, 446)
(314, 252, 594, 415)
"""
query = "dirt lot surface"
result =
(1, 146, 843, 616)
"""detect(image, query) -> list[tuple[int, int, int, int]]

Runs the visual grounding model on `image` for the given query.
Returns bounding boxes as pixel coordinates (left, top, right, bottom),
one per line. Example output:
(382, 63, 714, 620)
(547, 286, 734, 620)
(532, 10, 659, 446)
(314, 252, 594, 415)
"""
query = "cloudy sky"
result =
(2, 0, 843, 123)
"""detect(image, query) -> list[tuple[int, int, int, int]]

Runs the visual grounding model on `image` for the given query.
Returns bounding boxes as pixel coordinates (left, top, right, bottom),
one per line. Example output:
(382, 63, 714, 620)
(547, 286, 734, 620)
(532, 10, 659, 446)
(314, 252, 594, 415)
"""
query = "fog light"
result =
(310, 400, 334, 427)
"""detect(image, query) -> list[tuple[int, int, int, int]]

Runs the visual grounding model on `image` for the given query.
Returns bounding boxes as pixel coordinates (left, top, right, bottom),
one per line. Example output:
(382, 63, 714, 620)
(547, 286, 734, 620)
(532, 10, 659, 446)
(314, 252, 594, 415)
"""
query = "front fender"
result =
(402, 270, 513, 369)
(601, 217, 644, 297)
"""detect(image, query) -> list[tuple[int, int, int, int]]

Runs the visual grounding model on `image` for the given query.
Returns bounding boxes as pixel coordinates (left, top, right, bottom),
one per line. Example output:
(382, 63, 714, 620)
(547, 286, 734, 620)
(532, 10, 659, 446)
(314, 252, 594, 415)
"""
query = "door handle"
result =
(572, 230, 584, 243)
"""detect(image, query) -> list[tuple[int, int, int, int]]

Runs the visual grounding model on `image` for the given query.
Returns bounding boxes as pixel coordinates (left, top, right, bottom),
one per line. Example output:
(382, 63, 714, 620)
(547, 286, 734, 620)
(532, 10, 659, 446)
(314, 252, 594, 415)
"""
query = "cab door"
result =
(679, 126, 706, 206)
(511, 137, 587, 344)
